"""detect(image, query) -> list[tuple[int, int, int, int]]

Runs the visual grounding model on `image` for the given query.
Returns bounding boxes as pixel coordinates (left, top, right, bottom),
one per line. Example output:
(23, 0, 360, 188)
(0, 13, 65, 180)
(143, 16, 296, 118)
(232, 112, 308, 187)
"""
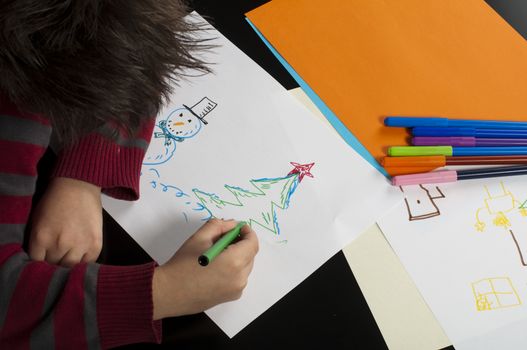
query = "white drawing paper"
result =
(103, 13, 401, 337)
(378, 177, 527, 350)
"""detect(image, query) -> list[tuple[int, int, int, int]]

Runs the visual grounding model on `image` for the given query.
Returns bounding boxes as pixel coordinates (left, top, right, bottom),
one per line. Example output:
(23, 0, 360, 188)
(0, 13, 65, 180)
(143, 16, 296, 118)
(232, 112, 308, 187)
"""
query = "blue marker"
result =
(411, 127, 527, 139)
(385, 116, 527, 130)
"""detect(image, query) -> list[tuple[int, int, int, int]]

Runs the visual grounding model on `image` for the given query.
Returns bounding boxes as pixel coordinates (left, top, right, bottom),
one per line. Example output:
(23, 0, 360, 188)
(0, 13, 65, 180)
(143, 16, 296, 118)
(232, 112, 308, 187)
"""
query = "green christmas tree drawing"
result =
(192, 162, 314, 243)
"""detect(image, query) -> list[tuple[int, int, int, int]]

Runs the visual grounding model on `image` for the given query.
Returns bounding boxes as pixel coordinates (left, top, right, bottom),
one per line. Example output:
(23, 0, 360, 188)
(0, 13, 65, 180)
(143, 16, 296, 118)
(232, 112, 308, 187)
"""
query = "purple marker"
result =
(412, 136, 527, 147)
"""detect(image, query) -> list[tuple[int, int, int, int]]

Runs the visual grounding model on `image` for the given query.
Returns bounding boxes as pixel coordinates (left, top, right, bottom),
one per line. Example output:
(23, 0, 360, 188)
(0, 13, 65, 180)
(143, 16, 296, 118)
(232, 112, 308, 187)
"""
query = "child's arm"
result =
(1, 102, 259, 348)
(51, 119, 155, 201)
(0, 105, 161, 347)
(28, 119, 156, 266)
(2, 218, 257, 348)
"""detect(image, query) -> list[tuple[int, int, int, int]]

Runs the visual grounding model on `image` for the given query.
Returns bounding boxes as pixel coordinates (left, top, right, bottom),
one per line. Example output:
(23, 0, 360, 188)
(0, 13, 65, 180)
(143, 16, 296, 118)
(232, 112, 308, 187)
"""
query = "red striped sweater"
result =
(0, 95, 162, 349)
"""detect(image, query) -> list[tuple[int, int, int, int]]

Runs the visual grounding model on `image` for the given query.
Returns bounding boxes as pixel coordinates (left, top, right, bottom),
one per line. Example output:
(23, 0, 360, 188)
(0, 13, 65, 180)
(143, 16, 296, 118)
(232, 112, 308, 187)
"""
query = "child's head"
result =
(0, 0, 209, 142)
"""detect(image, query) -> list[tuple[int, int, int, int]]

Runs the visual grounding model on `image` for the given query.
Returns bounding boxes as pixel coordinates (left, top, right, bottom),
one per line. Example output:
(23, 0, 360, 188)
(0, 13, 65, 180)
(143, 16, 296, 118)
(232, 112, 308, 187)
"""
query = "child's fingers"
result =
(238, 224, 259, 254)
(45, 248, 67, 265)
(231, 259, 255, 298)
(58, 249, 84, 267)
(224, 225, 259, 264)
(195, 218, 238, 243)
(29, 244, 46, 261)
(240, 223, 257, 239)
(82, 249, 100, 263)
(241, 257, 255, 277)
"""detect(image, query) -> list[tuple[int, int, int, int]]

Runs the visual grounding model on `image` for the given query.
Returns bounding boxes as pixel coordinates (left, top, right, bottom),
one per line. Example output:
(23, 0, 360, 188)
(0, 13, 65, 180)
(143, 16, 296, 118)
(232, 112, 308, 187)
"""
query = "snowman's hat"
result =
(182, 97, 217, 125)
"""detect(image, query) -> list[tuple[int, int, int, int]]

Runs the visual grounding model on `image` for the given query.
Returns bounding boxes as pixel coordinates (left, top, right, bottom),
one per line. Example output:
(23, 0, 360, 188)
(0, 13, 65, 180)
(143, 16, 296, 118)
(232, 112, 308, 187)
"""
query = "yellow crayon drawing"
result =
(474, 182, 527, 266)
(475, 182, 521, 232)
(492, 212, 511, 229)
(471, 277, 521, 311)
(474, 221, 486, 232)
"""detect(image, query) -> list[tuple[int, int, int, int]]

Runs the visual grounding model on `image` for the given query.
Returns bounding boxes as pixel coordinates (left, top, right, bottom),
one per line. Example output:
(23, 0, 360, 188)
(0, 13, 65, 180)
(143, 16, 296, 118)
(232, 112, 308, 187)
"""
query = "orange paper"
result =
(247, 0, 527, 163)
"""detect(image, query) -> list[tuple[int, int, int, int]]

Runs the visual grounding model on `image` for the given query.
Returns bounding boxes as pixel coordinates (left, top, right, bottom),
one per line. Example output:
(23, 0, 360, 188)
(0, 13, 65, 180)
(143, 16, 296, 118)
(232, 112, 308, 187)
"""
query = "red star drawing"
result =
(288, 162, 315, 182)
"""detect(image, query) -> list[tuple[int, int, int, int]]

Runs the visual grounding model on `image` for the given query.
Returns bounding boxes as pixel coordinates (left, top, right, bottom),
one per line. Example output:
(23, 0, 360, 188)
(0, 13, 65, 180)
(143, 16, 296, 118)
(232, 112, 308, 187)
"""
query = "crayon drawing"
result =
(144, 97, 218, 165)
(141, 167, 212, 223)
(471, 277, 521, 311)
(474, 182, 524, 231)
(400, 185, 446, 221)
(474, 182, 527, 266)
(193, 162, 314, 243)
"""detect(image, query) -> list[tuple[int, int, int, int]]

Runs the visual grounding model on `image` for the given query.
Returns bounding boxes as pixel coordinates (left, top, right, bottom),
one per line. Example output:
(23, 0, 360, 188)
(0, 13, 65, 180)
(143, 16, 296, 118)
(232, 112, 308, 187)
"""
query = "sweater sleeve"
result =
(52, 119, 156, 201)
(0, 100, 161, 348)
(0, 245, 161, 349)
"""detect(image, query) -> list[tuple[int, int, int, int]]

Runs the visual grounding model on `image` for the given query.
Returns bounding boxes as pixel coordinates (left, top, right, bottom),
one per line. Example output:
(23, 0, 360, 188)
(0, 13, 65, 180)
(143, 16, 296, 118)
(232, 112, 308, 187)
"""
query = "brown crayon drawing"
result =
(400, 185, 446, 221)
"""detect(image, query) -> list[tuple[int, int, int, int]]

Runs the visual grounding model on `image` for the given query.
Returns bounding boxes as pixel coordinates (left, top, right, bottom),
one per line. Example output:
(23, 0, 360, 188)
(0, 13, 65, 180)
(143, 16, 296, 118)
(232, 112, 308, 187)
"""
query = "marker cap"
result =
(385, 166, 440, 176)
(392, 170, 458, 186)
(388, 146, 453, 157)
(384, 117, 445, 127)
(412, 136, 475, 146)
(382, 156, 446, 167)
(412, 127, 476, 137)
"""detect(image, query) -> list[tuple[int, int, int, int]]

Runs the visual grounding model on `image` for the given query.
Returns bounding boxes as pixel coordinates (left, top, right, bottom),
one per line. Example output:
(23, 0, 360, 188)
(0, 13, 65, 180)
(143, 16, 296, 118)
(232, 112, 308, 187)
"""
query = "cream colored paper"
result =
(343, 225, 451, 350)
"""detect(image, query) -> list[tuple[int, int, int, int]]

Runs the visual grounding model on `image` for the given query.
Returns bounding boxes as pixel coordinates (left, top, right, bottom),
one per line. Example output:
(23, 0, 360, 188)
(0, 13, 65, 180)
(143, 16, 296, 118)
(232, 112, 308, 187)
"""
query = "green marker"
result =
(388, 146, 453, 157)
(198, 221, 247, 266)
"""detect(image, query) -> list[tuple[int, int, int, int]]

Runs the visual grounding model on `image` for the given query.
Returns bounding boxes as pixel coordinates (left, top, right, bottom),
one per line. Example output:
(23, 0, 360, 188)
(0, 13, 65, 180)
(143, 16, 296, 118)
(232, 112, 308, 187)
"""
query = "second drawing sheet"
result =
(103, 13, 401, 338)
(379, 177, 527, 349)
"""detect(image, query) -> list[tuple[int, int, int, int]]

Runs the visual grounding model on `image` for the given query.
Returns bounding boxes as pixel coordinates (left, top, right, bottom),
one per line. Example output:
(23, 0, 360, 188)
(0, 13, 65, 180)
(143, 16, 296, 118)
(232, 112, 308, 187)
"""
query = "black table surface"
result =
(92, 1, 527, 349)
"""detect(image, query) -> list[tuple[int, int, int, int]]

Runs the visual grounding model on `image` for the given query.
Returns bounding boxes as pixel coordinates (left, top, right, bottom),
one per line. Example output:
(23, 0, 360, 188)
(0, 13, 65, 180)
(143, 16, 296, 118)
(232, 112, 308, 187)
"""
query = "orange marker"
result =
(384, 166, 440, 177)
(382, 155, 527, 168)
(383, 156, 446, 168)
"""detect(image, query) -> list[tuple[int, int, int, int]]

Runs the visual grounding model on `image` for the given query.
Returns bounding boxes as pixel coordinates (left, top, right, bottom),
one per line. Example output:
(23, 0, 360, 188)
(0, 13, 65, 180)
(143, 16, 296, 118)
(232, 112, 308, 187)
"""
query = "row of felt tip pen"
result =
(382, 117, 527, 186)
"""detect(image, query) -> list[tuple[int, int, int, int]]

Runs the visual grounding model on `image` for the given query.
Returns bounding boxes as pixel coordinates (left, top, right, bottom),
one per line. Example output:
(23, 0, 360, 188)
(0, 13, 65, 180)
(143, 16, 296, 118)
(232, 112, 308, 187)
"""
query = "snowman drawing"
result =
(143, 97, 217, 165)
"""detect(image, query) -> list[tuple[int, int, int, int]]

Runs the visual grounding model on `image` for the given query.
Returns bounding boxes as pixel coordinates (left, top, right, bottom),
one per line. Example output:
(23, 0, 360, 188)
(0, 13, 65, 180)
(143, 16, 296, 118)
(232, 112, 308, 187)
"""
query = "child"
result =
(0, 1, 259, 348)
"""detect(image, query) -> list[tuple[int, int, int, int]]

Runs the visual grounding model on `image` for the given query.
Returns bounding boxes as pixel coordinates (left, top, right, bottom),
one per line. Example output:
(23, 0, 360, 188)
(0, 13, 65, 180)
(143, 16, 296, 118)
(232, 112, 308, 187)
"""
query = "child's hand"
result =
(152, 219, 259, 319)
(29, 177, 103, 267)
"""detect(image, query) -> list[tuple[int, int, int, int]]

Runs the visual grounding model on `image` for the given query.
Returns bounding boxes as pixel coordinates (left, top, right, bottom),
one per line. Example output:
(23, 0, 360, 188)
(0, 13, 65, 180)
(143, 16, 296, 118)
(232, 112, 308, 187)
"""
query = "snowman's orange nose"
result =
(173, 121, 185, 126)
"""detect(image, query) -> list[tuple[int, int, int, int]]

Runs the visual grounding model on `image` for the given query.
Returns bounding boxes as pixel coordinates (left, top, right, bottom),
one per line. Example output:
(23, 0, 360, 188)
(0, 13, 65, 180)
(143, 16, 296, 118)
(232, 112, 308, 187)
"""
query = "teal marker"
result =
(198, 221, 247, 266)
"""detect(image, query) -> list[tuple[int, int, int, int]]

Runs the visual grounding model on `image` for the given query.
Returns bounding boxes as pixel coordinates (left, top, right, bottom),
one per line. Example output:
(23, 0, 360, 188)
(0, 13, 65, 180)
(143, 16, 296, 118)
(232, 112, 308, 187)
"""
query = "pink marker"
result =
(392, 170, 458, 186)
(392, 165, 527, 186)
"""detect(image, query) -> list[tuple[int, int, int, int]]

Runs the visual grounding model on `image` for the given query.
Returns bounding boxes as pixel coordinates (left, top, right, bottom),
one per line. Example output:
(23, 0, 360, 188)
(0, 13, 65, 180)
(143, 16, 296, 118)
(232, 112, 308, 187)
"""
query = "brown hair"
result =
(0, 0, 211, 143)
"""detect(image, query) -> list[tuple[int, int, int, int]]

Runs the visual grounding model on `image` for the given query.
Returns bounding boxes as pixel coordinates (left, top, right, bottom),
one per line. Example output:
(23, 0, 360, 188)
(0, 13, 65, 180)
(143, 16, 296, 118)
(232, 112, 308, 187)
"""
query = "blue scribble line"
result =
(141, 169, 210, 222)
(194, 203, 213, 221)
(149, 168, 160, 178)
(159, 183, 189, 198)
